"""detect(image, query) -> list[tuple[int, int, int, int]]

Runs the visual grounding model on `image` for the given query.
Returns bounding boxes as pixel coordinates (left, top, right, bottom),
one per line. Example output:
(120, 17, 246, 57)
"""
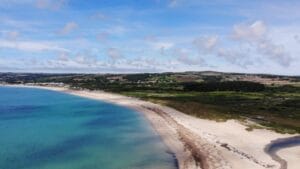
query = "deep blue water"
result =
(0, 86, 177, 169)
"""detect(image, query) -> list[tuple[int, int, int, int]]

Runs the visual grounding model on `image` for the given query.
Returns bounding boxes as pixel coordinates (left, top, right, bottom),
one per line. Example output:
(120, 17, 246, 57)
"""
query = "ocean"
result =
(0, 86, 177, 169)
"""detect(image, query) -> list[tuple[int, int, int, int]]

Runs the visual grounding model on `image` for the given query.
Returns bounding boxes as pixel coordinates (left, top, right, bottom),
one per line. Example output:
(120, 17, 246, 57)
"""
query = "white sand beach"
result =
(2, 84, 299, 169)
(276, 146, 300, 169)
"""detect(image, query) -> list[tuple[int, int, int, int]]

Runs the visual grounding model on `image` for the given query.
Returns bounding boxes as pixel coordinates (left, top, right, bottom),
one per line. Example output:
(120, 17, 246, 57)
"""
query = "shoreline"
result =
(2, 84, 299, 169)
(2, 84, 200, 169)
(264, 136, 300, 169)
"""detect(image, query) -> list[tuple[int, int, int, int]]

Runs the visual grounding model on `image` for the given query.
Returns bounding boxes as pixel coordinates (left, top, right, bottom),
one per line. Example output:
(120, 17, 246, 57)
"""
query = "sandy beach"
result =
(2, 84, 299, 169)
(276, 146, 300, 169)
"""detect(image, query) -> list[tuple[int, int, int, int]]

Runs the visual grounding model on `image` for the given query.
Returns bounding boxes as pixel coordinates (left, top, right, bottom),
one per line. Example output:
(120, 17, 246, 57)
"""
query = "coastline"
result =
(2, 84, 299, 169)
(264, 136, 300, 169)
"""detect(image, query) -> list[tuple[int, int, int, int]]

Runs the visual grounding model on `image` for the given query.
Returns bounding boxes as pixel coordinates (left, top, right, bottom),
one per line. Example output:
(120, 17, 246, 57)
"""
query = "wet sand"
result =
(265, 136, 300, 169)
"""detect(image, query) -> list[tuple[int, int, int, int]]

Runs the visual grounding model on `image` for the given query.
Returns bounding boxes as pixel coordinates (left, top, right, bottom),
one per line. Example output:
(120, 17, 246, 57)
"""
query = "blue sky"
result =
(0, 0, 299, 75)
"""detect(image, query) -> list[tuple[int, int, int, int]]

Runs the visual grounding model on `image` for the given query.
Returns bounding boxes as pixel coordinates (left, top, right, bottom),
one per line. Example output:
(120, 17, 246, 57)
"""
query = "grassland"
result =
(120, 89, 300, 134)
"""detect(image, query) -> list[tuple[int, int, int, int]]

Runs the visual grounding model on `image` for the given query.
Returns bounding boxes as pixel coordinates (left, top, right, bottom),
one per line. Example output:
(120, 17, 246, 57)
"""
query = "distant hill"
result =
(0, 71, 299, 86)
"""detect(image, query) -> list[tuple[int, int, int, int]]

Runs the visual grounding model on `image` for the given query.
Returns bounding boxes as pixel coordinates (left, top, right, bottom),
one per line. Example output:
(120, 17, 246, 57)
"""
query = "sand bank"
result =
(2, 84, 299, 169)
(276, 146, 300, 169)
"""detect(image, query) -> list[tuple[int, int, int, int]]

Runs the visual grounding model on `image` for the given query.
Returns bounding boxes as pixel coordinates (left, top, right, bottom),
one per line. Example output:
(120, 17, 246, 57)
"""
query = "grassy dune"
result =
(122, 91, 300, 134)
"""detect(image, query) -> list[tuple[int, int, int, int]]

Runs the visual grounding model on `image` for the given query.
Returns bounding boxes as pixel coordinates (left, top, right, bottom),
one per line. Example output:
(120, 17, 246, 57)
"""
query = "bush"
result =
(183, 81, 265, 92)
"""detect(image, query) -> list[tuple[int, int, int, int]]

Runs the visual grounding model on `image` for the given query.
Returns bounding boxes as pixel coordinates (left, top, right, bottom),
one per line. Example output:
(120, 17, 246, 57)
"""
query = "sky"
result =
(0, 0, 299, 75)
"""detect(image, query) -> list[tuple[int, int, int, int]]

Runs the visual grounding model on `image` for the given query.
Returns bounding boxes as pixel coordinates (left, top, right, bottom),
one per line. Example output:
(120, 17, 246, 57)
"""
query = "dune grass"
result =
(121, 91, 300, 134)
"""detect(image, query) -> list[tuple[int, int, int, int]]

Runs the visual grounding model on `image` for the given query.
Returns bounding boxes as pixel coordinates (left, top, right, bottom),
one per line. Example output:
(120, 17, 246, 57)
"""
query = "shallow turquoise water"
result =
(0, 87, 177, 169)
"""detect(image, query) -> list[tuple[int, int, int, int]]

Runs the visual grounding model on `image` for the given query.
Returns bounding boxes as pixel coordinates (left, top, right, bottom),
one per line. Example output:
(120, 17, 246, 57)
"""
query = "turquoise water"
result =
(0, 87, 177, 169)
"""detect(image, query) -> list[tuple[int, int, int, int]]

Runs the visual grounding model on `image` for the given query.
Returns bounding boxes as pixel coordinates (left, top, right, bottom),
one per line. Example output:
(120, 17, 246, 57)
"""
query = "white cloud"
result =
(193, 35, 218, 53)
(125, 57, 161, 69)
(107, 48, 123, 60)
(231, 20, 292, 67)
(58, 22, 78, 35)
(217, 47, 253, 67)
(174, 48, 205, 65)
(48, 51, 104, 69)
(232, 20, 267, 42)
(151, 41, 174, 55)
(0, 17, 39, 30)
(74, 52, 97, 66)
(57, 52, 69, 62)
(257, 40, 292, 67)
(0, 40, 69, 52)
(294, 35, 300, 43)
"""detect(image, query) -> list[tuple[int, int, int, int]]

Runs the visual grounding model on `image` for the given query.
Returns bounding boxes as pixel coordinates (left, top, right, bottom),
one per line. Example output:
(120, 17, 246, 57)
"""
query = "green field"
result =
(121, 90, 300, 134)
